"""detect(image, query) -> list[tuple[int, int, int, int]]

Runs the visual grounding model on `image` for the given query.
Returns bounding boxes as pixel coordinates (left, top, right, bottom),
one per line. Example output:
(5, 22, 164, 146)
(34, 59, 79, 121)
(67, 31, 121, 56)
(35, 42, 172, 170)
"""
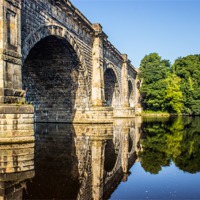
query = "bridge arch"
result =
(104, 62, 120, 107)
(22, 25, 85, 67)
(22, 25, 90, 122)
(104, 139, 122, 180)
(104, 139, 118, 172)
(128, 77, 135, 107)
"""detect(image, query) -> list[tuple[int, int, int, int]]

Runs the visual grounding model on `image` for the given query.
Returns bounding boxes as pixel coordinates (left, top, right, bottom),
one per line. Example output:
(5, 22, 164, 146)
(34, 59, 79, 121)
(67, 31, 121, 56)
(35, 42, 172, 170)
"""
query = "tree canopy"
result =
(139, 53, 200, 115)
(173, 55, 200, 115)
(139, 53, 170, 111)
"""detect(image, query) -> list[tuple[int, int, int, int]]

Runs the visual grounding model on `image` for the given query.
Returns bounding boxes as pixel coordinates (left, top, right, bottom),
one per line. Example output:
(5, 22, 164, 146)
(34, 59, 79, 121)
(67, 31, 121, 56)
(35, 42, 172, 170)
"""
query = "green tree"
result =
(173, 54, 200, 115)
(164, 74, 184, 114)
(139, 53, 170, 111)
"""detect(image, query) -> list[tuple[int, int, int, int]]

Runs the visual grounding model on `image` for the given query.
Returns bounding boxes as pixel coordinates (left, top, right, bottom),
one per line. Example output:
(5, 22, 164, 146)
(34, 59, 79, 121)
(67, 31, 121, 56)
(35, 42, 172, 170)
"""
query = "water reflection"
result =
(22, 119, 139, 200)
(139, 116, 200, 174)
(0, 143, 35, 199)
(0, 116, 200, 199)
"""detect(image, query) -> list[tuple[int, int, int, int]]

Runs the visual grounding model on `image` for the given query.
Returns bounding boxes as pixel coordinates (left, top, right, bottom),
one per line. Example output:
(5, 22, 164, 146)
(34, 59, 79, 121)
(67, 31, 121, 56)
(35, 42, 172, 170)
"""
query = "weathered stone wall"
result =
(0, 143, 34, 173)
(0, 0, 139, 125)
(0, 0, 23, 104)
(0, 142, 35, 200)
(0, 105, 34, 144)
(21, 0, 94, 46)
(103, 40, 123, 76)
(21, 0, 94, 96)
(21, 0, 138, 112)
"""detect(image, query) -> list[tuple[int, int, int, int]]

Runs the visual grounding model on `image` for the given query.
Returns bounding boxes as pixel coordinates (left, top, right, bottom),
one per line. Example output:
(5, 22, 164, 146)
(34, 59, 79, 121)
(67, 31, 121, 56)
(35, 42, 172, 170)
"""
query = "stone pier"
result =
(0, 105, 34, 144)
(0, 142, 35, 200)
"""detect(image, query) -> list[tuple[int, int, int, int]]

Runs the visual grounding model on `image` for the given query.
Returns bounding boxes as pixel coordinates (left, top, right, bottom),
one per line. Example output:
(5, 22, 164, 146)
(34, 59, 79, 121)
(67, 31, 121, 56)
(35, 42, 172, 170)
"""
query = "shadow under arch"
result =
(104, 139, 118, 172)
(128, 79, 135, 107)
(104, 139, 122, 181)
(128, 131, 133, 153)
(23, 123, 81, 199)
(22, 27, 89, 122)
(104, 64, 120, 107)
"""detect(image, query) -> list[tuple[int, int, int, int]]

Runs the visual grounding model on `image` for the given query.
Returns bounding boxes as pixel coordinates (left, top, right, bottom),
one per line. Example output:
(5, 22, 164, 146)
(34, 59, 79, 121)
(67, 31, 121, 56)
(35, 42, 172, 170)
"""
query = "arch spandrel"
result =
(22, 25, 85, 67)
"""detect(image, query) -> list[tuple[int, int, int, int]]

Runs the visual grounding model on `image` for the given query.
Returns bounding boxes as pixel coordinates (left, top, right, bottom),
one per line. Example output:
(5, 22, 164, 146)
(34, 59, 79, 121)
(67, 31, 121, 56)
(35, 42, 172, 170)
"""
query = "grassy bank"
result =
(141, 110, 170, 117)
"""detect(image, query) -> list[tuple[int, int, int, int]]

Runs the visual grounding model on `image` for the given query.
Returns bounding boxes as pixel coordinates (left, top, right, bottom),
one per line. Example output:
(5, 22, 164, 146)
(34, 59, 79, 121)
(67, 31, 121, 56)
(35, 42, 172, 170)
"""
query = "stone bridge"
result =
(0, 0, 140, 126)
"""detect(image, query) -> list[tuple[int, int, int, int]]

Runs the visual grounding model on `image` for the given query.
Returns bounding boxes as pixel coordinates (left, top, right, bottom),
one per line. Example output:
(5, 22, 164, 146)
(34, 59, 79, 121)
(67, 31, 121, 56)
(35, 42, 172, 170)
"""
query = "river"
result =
(0, 116, 200, 199)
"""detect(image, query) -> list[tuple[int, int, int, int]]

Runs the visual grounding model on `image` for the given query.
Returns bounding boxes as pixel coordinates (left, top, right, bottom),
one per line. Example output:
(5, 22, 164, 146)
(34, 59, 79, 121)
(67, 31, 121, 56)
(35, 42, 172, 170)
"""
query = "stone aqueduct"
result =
(0, 0, 140, 130)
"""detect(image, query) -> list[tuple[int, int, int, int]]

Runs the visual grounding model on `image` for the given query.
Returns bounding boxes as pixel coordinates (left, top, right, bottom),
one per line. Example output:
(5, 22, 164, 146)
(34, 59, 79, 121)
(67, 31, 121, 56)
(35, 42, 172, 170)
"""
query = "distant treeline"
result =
(139, 53, 200, 115)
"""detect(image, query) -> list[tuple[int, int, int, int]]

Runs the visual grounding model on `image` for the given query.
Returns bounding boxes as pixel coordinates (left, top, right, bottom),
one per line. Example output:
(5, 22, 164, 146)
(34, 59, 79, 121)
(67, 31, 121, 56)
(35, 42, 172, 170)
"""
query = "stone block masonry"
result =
(0, 142, 35, 199)
(0, 105, 34, 144)
(0, 0, 140, 131)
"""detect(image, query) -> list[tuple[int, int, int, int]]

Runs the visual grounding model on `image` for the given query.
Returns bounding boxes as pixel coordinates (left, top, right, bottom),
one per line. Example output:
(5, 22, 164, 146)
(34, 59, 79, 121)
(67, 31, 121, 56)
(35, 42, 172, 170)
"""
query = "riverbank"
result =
(138, 111, 171, 117)
(141, 113, 170, 117)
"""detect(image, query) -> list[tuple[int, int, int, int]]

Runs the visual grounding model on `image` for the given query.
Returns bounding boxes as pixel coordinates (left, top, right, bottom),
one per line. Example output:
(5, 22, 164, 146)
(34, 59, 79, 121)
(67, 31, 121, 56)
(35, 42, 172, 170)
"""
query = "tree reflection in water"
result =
(139, 116, 200, 174)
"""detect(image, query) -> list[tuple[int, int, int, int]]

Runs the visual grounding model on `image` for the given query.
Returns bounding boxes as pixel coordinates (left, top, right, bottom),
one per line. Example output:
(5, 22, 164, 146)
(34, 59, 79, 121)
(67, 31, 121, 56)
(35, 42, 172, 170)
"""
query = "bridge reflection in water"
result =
(0, 118, 141, 200)
(0, 143, 35, 199)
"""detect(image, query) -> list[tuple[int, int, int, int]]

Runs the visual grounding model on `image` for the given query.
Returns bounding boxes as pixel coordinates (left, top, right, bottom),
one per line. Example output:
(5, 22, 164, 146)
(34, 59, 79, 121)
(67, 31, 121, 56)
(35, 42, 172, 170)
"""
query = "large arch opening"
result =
(23, 124, 81, 199)
(104, 139, 118, 172)
(128, 132, 133, 153)
(128, 80, 135, 107)
(22, 36, 88, 122)
(104, 68, 119, 107)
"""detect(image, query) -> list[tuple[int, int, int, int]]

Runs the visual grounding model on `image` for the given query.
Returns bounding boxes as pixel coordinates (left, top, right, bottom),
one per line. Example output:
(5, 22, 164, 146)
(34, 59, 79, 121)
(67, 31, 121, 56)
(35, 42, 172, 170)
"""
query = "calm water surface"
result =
(0, 117, 200, 199)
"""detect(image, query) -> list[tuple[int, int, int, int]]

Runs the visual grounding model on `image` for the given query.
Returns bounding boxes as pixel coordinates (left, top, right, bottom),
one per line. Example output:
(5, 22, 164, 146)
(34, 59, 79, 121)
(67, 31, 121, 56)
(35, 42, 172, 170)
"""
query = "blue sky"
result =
(70, 0, 200, 67)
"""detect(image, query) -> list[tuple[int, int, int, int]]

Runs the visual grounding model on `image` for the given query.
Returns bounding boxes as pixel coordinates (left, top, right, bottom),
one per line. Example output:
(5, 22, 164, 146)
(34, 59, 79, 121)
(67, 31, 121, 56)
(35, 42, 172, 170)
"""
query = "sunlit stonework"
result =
(0, 0, 141, 143)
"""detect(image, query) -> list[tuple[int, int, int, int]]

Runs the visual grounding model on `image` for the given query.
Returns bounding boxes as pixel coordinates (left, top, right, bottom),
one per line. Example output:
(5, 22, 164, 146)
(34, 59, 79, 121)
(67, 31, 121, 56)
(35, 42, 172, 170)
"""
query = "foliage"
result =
(139, 53, 170, 111)
(173, 55, 200, 115)
(138, 117, 200, 174)
(139, 53, 200, 115)
(164, 74, 184, 114)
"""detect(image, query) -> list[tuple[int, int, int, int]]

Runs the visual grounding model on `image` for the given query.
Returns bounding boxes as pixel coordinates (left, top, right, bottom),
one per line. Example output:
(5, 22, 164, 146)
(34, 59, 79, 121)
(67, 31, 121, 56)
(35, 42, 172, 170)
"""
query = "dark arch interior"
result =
(128, 80, 134, 107)
(104, 139, 118, 172)
(23, 124, 81, 199)
(22, 36, 88, 122)
(128, 132, 133, 153)
(104, 68, 117, 106)
(128, 81, 133, 101)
